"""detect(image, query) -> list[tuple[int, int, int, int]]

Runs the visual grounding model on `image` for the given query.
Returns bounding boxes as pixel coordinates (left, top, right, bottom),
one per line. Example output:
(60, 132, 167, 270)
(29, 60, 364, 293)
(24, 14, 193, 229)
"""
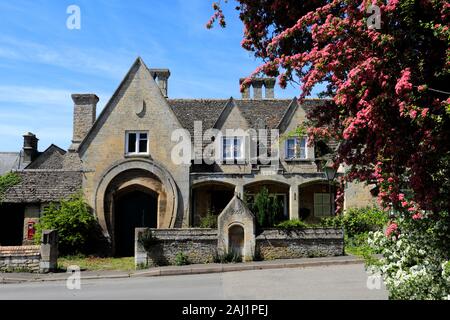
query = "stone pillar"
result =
(289, 185, 299, 220)
(264, 78, 276, 99)
(22, 132, 38, 164)
(252, 79, 264, 100)
(39, 230, 58, 273)
(234, 184, 244, 199)
(239, 78, 250, 99)
(70, 94, 99, 151)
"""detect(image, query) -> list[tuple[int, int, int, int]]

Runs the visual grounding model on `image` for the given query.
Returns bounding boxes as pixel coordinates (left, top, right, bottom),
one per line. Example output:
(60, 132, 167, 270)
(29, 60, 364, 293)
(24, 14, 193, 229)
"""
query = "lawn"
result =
(58, 255, 135, 271)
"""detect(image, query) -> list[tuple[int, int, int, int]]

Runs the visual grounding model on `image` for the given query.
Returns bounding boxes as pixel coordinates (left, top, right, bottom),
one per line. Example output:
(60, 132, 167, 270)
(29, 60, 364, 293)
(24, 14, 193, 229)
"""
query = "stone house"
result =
(0, 57, 375, 256)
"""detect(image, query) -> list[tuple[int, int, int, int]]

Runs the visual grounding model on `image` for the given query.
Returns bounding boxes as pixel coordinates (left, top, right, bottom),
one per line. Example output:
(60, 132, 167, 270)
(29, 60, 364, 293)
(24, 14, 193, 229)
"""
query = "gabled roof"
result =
(168, 98, 299, 135)
(0, 152, 21, 175)
(25, 144, 66, 169)
(78, 57, 184, 155)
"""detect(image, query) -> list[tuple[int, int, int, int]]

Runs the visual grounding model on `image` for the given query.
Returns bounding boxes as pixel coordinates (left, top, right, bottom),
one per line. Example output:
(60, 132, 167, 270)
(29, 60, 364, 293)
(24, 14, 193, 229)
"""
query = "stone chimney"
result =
(22, 132, 38, 164)
(264, 78, 275, 99)
(252, 79, 264, 100)
(240, 77, 276, 100)
(239, 78, 250, 99)
(70, 94, 99, 150)
(149, 69, 170, 97)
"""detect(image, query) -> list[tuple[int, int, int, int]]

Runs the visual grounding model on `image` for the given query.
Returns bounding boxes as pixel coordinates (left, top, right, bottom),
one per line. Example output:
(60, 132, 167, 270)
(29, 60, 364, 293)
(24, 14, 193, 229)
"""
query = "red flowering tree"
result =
(208, 0, 450, 215)
(208, 0, 450, 298)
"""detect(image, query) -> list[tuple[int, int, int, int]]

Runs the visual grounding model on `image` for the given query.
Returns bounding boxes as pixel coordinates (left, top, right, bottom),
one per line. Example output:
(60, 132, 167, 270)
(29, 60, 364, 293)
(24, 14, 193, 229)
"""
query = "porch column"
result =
(235, 184, 244, 199)
(289, 185, 299, 220)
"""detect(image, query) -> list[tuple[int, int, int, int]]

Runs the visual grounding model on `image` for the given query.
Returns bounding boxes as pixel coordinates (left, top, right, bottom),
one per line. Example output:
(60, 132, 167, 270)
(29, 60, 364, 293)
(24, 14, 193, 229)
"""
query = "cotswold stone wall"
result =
(0, 245, 41, 272)
(0, 230, 58, 273)
(256, 228, 344, 260)
(135, 228, 218, 267)
(135, 227, 344, 268)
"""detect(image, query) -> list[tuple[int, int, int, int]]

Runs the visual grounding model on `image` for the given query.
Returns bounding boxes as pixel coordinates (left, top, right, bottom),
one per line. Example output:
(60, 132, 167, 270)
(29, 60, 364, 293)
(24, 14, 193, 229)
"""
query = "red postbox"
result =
(27, 221, 36, 240)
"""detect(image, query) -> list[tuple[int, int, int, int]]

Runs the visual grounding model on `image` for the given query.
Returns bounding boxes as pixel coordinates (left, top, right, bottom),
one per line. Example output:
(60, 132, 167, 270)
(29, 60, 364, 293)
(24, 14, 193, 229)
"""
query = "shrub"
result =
(320, 215, 344, 229)
(343, 206, 388, 238)
(199, 211, 217, 228)
(250, 187, 284, 227)
(320, 206, 387, 238)
(275, 219, 310, 229)
(174, 252, 190, 266)
(0, 172, 21, 203)
(137, 229, 158, 252)
(368, 211, 450, 299)
(213, 250, 242, 263)
(34, 192, 98, 255)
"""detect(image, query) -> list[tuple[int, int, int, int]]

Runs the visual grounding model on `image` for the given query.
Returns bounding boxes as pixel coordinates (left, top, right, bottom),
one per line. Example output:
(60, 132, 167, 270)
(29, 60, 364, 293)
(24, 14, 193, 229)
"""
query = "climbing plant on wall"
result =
(0, 172, 21, 203)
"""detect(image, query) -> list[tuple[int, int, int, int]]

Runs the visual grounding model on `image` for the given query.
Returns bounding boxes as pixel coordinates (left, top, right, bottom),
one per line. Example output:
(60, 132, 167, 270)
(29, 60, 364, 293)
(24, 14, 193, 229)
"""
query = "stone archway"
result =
(114, 186, 158, 256)
(94, 159, 178, 253)
(228, 224, 245, 258)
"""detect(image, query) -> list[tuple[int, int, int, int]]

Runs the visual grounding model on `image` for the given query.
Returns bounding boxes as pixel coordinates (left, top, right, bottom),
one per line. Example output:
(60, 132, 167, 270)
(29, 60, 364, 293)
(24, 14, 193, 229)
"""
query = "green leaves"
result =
(34, 192, 97, 255)
(0, 172, 21, 203)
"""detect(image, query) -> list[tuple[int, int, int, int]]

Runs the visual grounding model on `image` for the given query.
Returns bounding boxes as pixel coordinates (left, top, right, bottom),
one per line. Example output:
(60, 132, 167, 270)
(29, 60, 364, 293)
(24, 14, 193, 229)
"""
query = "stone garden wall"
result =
(256, 228, 344, 260)
(0, 230, 58, 273)
(135, 228, 218, 267)
(135, 227, 344, 268)
(0, 245, 41, 272)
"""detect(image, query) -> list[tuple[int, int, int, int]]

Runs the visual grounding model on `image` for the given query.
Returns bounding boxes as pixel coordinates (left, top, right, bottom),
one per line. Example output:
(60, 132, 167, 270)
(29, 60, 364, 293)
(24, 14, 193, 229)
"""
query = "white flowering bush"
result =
(367, 211, 450, 299)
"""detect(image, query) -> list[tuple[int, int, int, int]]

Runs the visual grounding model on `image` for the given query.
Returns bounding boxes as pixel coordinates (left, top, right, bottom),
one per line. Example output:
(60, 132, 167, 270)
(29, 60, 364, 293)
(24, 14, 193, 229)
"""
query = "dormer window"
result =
(285, 137, 307, 160)
(126, 131, 148, 155)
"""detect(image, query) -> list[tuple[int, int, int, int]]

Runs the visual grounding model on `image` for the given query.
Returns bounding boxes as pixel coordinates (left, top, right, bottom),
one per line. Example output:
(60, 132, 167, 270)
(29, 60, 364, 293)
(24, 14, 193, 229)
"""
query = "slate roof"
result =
(167, 98, 328, 135)
(2, 170, 82, 203)
(168, 99, 228, 136)
(0, 152, 21, 175)
(234, 99, 293, 129)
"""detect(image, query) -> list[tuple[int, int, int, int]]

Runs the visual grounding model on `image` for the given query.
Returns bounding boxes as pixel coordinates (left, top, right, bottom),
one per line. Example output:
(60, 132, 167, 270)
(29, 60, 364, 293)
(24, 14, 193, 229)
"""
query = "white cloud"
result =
(0, 36, 131, 79)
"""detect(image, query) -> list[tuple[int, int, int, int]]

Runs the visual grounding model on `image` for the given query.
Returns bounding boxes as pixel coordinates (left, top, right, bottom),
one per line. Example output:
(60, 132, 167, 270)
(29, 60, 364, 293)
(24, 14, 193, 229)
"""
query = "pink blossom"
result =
(385, 223, 398, 237)
(412, 213, 423, 220)
(395, 68, 413, 96)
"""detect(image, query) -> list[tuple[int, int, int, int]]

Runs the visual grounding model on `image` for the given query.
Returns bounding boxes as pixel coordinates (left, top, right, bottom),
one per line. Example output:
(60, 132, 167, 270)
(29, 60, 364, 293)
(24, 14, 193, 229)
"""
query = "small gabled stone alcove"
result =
(217, 194, 255, 262)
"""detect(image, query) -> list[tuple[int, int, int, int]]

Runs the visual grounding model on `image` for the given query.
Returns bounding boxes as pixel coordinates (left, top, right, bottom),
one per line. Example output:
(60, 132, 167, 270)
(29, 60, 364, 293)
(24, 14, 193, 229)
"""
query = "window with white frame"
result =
(314, 193, 332, 216)
(126, 131, 148, 154)
(222, 136, 244, 161)
(285, 137, 307, 159)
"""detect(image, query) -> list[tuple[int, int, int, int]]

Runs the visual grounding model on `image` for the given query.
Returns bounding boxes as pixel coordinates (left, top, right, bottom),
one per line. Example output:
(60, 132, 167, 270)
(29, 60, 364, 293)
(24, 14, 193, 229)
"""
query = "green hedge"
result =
(320, 206, 388, 238)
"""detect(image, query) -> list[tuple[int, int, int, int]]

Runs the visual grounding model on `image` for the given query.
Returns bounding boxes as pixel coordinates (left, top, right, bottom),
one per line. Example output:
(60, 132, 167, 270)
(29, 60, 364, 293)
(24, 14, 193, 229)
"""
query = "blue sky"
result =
(0, 0, 310, 152)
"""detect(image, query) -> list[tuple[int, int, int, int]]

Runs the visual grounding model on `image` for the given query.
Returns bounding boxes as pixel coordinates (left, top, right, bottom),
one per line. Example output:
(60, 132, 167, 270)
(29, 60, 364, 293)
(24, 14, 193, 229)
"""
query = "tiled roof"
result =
(3, 170, 82, 203)
(168, 98, 329, 135)
(234, 99, 293, 129)
(26, 144, 66, 170)
(168, 99, 228, 136)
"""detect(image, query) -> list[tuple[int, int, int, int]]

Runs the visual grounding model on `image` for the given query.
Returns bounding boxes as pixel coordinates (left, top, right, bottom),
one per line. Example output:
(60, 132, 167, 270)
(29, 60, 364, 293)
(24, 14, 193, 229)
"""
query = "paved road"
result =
(0, 264, 388, 300)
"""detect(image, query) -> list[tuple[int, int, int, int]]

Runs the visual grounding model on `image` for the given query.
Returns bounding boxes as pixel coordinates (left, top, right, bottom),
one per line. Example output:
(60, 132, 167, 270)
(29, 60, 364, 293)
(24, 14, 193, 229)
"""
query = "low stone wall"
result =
(0, 230, 58, 273)
(135, 227, 344, 268)
(256, 228, 344, 260)
(0, 245, 41, 272)
(135, 228, 218, 268)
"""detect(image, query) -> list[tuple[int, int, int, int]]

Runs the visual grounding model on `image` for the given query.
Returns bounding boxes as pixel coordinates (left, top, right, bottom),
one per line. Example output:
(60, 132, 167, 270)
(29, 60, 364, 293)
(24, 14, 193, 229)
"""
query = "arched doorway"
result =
(191, 181, 235, 226)
(228, 224, 244, 258)
(94, 159, 179, 252)
(243, 180, 290, 226)
(114, 188, 158, 256)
